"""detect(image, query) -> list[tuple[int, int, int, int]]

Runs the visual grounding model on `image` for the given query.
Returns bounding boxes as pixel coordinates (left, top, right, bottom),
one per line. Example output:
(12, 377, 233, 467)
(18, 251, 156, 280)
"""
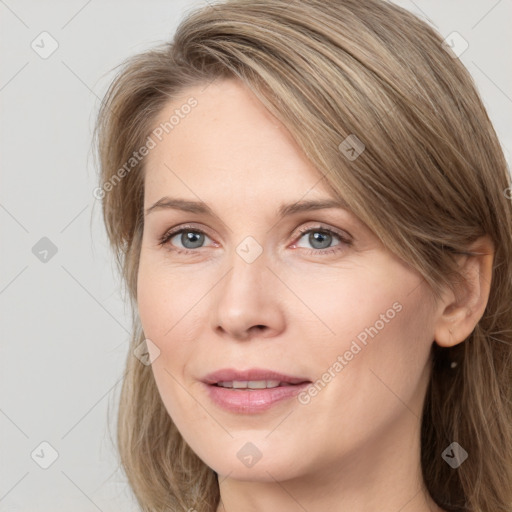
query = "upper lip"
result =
(202, 368, 311, 385)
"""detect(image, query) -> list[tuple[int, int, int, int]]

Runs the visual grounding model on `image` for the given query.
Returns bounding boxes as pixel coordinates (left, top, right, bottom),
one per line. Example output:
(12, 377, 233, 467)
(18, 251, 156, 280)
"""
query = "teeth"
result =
(217, 380, 282, 389)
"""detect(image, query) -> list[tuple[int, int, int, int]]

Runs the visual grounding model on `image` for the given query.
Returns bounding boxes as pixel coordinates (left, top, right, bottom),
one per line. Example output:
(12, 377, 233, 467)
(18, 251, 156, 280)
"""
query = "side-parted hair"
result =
(94, 1, 512, 510)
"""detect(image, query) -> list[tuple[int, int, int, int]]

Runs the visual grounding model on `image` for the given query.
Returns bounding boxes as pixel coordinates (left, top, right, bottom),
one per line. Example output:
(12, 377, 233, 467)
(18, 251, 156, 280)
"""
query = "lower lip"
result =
(203, 382, 311, 414)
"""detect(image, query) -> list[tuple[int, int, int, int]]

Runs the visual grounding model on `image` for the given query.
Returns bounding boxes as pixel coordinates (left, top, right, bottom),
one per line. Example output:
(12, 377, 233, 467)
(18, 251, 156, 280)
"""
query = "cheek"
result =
(136, 263, 193, 407)
(306, 279, 433, 427)
(136, 259, 207, 340)
(289, 257, 433, 390)
(282, 259, 404, 346)
(136, 262, 202, 426)
(136, 259, 218, 396)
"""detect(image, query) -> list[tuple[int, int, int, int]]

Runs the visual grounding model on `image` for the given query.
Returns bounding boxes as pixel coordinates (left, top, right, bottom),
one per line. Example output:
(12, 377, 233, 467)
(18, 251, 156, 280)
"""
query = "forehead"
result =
(143, 78, 334, 205)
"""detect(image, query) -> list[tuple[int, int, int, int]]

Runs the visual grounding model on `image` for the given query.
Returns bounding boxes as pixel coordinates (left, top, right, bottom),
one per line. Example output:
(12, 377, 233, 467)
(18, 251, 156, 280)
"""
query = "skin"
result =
(137, 78, 494, 512)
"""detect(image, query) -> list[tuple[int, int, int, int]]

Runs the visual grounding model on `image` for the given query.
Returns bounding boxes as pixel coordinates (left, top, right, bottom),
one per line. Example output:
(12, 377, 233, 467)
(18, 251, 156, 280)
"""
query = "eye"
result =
(158, 225, 214, 254)
(158, 223, 352, 256)
(292, 226, 352, 255)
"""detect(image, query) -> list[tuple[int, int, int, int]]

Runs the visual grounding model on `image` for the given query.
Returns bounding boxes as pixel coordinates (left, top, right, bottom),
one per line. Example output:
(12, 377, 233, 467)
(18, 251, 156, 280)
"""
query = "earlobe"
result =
(433, 235, 494, 348)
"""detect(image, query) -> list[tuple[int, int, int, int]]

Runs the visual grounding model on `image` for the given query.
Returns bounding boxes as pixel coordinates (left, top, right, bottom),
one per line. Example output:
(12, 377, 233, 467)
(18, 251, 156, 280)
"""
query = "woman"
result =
(94, 0, 512, 510)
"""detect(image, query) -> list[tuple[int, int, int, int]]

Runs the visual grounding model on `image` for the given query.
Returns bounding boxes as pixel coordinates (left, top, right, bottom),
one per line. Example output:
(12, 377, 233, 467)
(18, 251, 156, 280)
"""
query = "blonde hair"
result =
(94, 0, 512, 510)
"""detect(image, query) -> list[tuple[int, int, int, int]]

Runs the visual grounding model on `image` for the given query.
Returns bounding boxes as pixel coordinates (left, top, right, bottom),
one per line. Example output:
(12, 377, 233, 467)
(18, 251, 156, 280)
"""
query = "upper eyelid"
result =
(163, 222, 214, 240)
(295, 224, 351, 238)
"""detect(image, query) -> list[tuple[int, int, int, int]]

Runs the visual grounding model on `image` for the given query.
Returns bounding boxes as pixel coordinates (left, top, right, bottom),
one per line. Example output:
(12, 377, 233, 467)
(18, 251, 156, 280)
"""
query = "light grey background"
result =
(1, 1, 510, 510)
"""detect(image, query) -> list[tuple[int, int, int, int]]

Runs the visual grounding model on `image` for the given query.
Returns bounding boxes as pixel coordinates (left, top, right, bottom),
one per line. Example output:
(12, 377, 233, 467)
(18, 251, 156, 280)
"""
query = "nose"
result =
(211, 246, 286, 341)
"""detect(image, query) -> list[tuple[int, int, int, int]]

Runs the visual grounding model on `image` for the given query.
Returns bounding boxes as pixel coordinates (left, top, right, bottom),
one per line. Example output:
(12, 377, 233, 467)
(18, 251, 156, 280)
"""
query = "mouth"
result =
(212, 380, 307, 389)
(201, 368, 312, 413)
(202, 368, 311, 387)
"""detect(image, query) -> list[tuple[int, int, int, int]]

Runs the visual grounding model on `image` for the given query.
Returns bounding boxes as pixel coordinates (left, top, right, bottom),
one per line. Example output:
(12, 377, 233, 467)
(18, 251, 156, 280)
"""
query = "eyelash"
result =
(158, 223, 352, 256)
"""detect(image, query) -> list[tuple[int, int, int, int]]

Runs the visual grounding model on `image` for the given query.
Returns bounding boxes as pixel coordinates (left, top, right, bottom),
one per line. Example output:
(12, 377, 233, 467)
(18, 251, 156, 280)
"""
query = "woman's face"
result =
(137, 78, 438, 482)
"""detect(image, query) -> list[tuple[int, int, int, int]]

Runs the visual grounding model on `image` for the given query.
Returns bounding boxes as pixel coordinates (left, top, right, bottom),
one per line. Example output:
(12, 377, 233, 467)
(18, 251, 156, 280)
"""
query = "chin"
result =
(198, 440, 306, 482)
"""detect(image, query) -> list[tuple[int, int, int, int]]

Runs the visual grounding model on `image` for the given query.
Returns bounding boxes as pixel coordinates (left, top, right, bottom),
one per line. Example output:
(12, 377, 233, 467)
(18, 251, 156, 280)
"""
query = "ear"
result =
(434, 235, 494, 348)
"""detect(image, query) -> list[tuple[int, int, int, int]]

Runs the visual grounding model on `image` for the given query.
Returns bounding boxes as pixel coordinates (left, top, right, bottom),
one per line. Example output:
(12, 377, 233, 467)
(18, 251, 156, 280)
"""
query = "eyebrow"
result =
(144, 197, 350, 218)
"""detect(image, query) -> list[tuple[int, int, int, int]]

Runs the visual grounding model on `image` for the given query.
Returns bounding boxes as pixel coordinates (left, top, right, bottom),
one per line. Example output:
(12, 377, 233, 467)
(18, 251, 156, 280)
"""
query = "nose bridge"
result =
(234, 234, 265, 268)
(212, 235, 283, 338)
(221, 236, 268, 308)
